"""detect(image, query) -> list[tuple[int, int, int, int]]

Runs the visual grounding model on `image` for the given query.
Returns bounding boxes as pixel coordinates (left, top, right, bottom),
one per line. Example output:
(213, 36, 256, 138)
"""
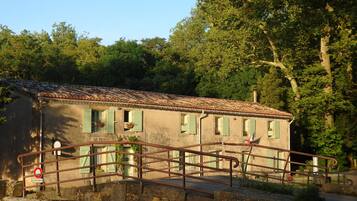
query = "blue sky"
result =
(0, 0, 196, 45)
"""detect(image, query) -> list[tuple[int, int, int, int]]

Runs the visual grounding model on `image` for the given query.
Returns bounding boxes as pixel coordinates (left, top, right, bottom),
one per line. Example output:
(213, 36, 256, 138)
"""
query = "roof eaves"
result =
(39, 96, 293, 120)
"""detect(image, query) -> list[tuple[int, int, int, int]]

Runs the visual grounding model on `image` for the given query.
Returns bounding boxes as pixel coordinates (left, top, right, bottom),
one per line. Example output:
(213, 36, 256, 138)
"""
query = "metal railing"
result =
(17, 141, 239, 197)
(180, 142, 338, 185)
(17, 140, 339, 198)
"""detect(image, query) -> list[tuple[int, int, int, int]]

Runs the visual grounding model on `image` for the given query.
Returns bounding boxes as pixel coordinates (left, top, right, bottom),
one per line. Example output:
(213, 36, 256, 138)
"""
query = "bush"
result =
(293, 185, 324, 201)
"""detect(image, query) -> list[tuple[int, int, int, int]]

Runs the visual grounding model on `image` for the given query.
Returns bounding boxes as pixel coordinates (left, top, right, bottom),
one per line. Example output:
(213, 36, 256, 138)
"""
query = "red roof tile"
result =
(3, 79, 292, 119)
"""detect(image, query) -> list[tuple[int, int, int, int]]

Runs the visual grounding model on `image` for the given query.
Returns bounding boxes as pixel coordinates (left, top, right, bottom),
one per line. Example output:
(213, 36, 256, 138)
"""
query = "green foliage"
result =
(257, 68, 287, 110)
(239, 178, 295, 195)
(293, 185, 324, 201)
(170, 0, 356, 165)
(0, 84, 12, 124)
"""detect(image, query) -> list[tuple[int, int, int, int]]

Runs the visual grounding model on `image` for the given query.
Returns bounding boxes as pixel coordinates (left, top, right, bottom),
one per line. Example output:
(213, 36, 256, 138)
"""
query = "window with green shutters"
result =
(185, 153, 197, 171)
(123, 110, 143, 132)
(106, 108, 115, 134)
(215, 116, 230, 136)
(82, 107, 116, 134)
(170, 150, 181, 172)
(181, 114, 196, 134)
(243, 119, 249, 136)
(249, 119, 256, 138)
(106, 146, 117, 173)
(273, 121, 280, 139)
(267, 120, 280, 139)
(82, 108, 92, 133)
(79, 146, 90, 173)
(204, 151, 219, 168)
(267, 150, 281, 171)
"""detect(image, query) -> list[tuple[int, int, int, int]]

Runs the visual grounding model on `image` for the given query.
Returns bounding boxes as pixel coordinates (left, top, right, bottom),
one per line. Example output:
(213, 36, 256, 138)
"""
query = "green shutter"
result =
(222, 117, 230, 136)
(187, 114, 197, 134)
(80, 146, 90, 173)
(249, 119, 256, 138)
(171, 151, 180, 172)
(106, 108, 115, 134)
(267, 149, 275, 168)
(274, 121, 280, 139)
(106, 146, 116, 173)
(82, 108, 92, 133)
(207, 156, 217, 168)
(131, 110, 143, 132)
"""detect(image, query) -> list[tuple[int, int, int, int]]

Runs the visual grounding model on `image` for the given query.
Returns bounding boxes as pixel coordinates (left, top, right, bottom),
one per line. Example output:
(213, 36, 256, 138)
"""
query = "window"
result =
(123, 110, 143, 132)
(93, 147, 106, 172)
(181, 114, 197, 134)
(267, 120, 280, 139)
(170, 150, 183, 172)
(82, 108, 115, 134)
(267, 150, 283, 172)
(268, 120, 274, 137)
(215, 116, 230, 136)
(206, 150, 219, 169)
(92, 110, 105, 133)
(243, 119, 249, 136)
(79, 146, 116, 174)
(124, 110, 132, 131)
(186, 153, 197, 171)
(242, 118, 256, 138)
(215, 117, 221, 135)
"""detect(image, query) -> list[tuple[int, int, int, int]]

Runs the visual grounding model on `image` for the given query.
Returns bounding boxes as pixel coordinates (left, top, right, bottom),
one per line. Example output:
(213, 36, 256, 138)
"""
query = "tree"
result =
(170, 0, 356, 161)
(257, 67, 287, 110)
(0, 84, 11, 124)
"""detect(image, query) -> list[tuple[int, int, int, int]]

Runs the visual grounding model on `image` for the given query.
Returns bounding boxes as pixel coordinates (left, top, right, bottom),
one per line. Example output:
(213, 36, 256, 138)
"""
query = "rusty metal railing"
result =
(180, 142, 338, 185)
(17, 141, 239, 197)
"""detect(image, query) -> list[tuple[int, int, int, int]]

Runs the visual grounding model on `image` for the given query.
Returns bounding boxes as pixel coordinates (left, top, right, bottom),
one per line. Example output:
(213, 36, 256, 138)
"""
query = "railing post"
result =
(200, 144, 203, 176)
(55, 150, 61, 196)
(168, 150, 171, 177)
(282, 152, 290, 184)
(229, 159, 233, 187)
(90, 144, 97, 192)
(181, 150, 186, 190)
(21, 158, 26, 197)
(324, 159, 329, 183)
(138, 144, 143, 194)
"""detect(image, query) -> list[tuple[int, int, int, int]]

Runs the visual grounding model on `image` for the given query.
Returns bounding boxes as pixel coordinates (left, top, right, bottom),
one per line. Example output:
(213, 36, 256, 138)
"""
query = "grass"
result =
(237, 178, 325, 201)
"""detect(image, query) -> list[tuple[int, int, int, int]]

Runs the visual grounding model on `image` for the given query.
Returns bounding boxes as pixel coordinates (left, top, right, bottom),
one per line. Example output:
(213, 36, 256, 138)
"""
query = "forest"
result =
(0, 0, 356, 167)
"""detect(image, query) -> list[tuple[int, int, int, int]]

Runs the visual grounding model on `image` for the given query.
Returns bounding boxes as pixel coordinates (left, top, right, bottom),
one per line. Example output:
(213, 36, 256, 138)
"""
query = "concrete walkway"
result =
(320, 192, 357, 201)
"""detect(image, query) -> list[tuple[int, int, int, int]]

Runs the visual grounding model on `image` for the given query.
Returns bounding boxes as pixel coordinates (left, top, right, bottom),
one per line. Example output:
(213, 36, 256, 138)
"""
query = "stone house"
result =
(0, 79, 292, 185)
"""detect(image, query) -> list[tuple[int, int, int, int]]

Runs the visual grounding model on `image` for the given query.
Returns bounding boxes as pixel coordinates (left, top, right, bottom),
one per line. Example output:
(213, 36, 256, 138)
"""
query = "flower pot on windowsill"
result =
(96, 121, 105, 128)
(124, 122, 135, 129)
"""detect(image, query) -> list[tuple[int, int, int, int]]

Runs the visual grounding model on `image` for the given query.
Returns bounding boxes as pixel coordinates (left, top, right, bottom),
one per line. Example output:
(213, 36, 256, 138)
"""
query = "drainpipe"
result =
(198, 110, 208, 176)
(287, 116, 295, 171)
(39, 100, 44, 170)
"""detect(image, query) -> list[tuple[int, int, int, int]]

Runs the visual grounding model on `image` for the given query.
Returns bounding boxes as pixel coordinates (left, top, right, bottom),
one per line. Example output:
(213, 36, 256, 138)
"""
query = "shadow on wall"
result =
(0, 96, 77, 180)
(0, 94, 36, 180)
(43, 105, 78, 156)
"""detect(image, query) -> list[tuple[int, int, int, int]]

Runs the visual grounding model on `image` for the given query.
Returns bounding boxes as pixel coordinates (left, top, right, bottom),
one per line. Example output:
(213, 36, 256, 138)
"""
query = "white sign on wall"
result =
(53, 140, 61, 156)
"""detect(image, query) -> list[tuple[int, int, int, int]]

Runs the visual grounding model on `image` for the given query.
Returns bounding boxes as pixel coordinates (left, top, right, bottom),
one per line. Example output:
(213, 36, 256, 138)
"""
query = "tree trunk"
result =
(320, 27, 334, 128)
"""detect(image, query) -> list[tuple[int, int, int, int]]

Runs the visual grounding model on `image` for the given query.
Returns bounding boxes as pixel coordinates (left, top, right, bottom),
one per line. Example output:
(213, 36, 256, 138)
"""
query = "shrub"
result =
(293, 185, 324, 201)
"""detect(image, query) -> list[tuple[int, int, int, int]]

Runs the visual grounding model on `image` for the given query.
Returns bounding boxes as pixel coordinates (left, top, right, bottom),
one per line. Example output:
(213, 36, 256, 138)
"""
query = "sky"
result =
(0, 0, 196, 45)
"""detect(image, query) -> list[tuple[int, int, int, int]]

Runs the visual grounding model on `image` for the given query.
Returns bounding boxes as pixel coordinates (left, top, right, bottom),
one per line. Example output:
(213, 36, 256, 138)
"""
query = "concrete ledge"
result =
(321, 183, 357, 196)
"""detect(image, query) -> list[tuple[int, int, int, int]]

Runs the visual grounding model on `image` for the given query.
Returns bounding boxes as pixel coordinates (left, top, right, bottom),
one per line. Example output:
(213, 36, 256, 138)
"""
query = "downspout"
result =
(198, 110, 208, 176)
(288, 116, 294, 151)
(39, 100, 44, 170)
(287, 116, 295, 172)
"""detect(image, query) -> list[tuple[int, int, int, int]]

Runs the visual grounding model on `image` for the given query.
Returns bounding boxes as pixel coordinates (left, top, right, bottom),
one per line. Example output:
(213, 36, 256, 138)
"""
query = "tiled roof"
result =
(2, 79, 292, 119)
